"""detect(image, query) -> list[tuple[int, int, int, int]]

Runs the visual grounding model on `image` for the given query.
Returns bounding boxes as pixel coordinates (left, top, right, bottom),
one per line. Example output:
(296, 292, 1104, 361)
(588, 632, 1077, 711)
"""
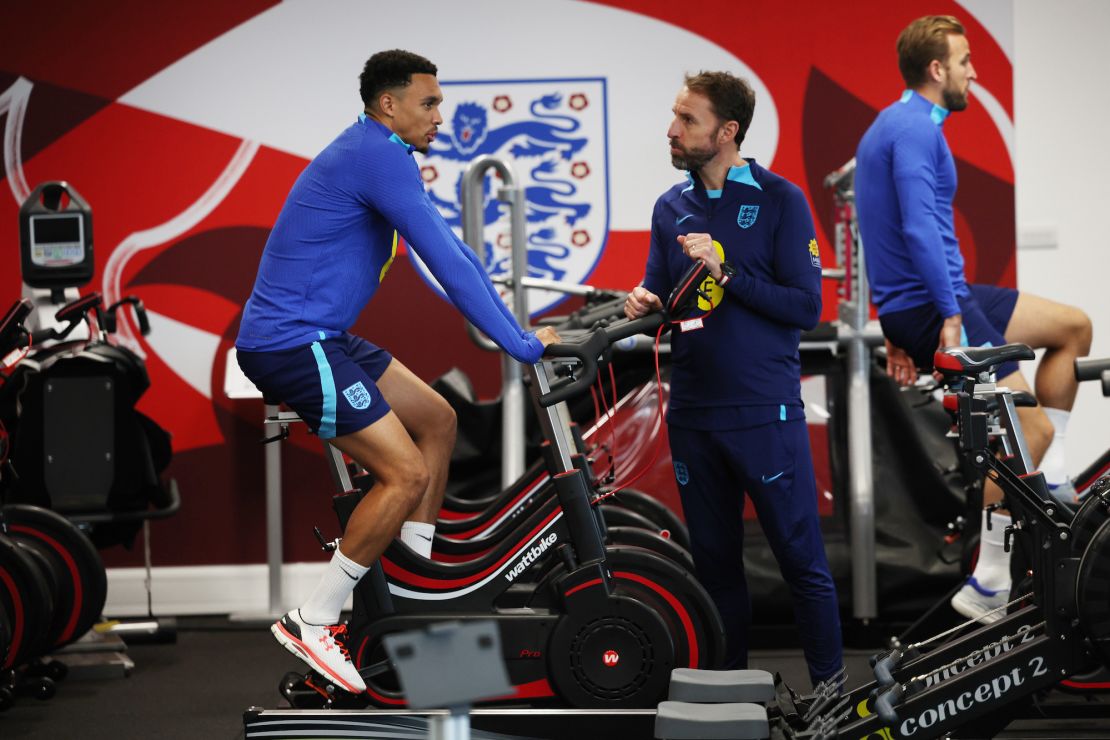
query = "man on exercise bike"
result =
(624, 71, 843, 688)
(854, 15, 1092, 623)
(235, 49, 559, 693)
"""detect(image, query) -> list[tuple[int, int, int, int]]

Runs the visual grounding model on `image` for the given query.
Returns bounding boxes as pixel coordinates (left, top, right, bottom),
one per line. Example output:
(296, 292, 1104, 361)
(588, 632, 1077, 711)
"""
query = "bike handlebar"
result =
(0, 299, 33, 357)
(536, 313, 665, 407)
(1075, 357, 1110, 397)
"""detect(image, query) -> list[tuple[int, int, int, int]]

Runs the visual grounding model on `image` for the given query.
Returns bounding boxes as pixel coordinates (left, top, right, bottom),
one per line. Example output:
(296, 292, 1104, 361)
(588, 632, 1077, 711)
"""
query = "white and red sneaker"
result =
(272, 610, 366, 694)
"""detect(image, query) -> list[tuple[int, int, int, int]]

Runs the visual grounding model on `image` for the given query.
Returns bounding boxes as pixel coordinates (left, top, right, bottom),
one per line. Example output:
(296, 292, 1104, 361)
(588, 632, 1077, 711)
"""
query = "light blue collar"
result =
(900, 89, 949, 126)
(725, 162, 762, 191)
(683, 161, 762, 195)
(358, 112, 416, 153)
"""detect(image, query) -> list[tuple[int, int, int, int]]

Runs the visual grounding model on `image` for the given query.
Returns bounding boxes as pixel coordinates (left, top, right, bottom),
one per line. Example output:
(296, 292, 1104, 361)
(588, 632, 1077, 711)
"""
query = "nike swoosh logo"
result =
(414, 533, 432, 542)
(761, 471, 785, 484)
(338, 567, 360, 581)
(676, 214, 694, 225)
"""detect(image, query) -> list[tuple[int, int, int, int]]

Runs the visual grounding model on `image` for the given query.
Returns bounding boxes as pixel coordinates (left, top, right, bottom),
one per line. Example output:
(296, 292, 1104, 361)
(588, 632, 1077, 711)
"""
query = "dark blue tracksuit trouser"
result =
(668, 418, 843, 686)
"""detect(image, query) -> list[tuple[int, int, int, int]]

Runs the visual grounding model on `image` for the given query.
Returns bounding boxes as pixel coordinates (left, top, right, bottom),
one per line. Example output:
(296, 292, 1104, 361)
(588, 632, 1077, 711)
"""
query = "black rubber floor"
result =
(2, 618, 1107, 739)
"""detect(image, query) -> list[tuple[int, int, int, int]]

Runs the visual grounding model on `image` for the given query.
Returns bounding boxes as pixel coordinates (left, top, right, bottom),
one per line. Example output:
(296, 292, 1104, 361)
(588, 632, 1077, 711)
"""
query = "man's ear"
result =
(927, 58, 946, 84)
(377, 91, 395, 118)
(719, 120, 739, 146)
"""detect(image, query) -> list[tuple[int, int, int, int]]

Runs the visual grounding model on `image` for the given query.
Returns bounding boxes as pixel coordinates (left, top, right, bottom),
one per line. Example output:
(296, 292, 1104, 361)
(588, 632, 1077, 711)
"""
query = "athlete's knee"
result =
(1069, 307, 1093, 355)
(384, 455, 431, 508)
(433, 396, 457, 444)
(416, 394, 456, 448)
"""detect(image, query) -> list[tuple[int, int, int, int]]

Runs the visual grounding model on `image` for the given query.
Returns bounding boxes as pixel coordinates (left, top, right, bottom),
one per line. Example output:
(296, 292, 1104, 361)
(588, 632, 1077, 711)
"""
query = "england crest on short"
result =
(343, 382, 372, 410)
(410, 78, 610, 316)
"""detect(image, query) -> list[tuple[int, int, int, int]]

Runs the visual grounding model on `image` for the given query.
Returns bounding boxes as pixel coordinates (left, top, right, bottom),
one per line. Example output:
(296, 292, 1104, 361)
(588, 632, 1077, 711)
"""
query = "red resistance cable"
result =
(591, 291, 718, 504)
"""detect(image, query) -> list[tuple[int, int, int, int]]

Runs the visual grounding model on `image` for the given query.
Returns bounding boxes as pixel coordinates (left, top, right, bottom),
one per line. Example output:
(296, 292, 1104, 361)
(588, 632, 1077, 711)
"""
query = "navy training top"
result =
(855, 90, 969, 318)
(236, 115, 543, 363)
(642, 160, 823, 430)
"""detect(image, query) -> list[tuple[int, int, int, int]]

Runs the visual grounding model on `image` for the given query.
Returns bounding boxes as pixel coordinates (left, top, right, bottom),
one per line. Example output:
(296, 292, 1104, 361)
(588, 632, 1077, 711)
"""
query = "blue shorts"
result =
(236, 334, 393, 439)
(879, 284, 1021, 379)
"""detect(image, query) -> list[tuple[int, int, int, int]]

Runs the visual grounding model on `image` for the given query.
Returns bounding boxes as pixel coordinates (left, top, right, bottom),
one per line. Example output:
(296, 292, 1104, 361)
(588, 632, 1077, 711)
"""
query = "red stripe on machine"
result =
(382, 508, 561, 590)
(614, 570, 698, 667)
(12, 525, 83, 644)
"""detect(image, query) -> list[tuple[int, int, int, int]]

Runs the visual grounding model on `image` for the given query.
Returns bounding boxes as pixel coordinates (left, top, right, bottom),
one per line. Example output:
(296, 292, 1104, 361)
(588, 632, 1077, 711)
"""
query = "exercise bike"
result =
(281, 264, 728, 710)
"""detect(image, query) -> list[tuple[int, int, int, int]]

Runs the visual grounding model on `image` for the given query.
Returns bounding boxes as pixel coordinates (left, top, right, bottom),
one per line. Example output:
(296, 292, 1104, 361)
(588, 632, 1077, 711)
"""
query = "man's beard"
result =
(942, 85, 969, 112)
(670, 139, 718, 171)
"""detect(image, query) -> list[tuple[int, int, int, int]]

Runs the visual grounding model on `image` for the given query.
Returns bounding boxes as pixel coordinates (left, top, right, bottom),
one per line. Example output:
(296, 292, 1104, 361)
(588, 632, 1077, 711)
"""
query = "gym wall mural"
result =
(0, 1, 1014, 568)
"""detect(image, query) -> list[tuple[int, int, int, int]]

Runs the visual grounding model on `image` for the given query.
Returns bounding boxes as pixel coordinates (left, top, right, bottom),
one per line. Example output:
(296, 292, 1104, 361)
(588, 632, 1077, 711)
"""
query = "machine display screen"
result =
(30, 214, 85, 266)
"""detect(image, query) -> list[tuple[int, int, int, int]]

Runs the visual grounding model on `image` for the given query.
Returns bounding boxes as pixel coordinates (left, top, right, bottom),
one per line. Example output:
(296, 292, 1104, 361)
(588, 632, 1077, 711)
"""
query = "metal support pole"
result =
(460, 157, 529, 490)
(843, 214, 877, 621)
(264, 402, 284, 616)
(825, 159, 877, 622)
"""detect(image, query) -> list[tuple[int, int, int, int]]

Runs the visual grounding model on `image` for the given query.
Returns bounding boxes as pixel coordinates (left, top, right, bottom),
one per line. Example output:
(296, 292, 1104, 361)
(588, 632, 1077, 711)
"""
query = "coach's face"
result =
(667, 87, 722, 172)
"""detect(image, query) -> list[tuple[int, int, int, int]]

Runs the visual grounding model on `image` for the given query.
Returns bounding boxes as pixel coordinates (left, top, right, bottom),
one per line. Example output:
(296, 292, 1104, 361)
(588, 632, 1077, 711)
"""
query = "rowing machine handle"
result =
(537, 313, 665, 407)
(873, 649, 902, 688)
(874, 684, 904, 727)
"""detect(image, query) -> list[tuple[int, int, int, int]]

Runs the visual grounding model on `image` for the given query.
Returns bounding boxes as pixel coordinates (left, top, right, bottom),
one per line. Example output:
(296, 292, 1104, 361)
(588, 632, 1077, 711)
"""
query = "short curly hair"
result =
(683, 71, 755, 147)
(897, 16, 965, 88)
(359, 49, 438, 107)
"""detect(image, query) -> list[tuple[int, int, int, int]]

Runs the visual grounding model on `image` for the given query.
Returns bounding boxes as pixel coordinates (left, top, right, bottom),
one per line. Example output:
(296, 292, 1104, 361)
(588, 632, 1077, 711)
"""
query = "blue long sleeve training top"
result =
(237, 115, 543, 363)
(643, 160, 823, 429)
(854, 90, 969, 318)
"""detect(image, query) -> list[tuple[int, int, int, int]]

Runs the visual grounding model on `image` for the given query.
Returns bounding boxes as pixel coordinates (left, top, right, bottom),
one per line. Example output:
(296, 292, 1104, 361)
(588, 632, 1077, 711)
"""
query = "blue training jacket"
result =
(643, 160, 823, 430)
(237, 115, 543, 363)
(855, 90, 969, 318)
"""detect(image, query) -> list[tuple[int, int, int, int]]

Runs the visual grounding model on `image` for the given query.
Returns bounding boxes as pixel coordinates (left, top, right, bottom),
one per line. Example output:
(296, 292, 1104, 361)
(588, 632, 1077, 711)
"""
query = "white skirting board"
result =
(103, 562, 350, 617)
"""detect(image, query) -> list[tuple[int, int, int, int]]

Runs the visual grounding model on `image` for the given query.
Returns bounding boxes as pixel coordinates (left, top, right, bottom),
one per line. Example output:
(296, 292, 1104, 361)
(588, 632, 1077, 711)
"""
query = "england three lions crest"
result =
(410, 78, 610, 316)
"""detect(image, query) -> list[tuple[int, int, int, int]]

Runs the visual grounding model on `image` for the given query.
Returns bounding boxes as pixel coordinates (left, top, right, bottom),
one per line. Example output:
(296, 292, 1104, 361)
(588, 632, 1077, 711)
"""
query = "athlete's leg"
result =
(275, 412, 426, 693)
(328, 412, 430, 565)
(1003, 293, 1092, 490)
(374, 359, 457, 524)
(1003, 293, 1092, 412)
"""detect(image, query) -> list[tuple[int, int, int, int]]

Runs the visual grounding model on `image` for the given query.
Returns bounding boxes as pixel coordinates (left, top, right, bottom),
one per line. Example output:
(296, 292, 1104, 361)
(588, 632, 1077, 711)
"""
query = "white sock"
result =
(971, 511, 1011, 592)
(1039, 407, 1070, 485)
(399, 521, 436, 559)
(299, 548, 370, 625)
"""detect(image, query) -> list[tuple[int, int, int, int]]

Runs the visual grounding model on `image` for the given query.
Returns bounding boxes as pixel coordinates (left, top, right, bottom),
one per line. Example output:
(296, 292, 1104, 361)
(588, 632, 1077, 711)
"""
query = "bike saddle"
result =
(934, 343, 1035, 377)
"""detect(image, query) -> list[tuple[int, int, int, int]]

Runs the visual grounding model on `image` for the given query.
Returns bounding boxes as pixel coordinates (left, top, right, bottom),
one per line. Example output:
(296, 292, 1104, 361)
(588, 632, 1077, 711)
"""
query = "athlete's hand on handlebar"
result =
(534, 326, 562, 347)
(885, 338, 917, 387)
(624, 286, 662, 320)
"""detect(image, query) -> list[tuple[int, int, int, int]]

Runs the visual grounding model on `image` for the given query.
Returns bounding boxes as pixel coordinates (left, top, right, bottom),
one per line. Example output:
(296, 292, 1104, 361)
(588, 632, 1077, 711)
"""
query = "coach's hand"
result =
(678, 232, 723, 280)
(625, 286, 662, 319)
